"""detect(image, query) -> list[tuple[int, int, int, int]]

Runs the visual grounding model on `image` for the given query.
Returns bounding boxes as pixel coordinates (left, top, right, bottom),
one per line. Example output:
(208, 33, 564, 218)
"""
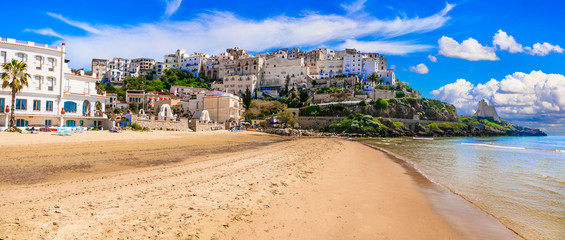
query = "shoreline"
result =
(359, 140, 523, 240)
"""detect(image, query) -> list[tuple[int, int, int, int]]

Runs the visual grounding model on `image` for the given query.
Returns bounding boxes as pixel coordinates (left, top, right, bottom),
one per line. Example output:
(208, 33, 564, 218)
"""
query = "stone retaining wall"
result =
(132, 115, 192, 131)
(188, 119, 226, 132)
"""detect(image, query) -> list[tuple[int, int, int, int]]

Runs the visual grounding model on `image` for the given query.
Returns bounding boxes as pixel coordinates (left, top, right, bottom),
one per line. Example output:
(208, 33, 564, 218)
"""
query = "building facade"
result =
(262, 57, 310, 89)
(0, 37, 108, 129)
(202, 92, 242, 122)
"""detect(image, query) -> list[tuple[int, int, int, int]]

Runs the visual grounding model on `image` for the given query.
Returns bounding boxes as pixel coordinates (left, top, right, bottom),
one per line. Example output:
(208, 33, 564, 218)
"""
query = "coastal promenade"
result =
(0, 131, 507, 239)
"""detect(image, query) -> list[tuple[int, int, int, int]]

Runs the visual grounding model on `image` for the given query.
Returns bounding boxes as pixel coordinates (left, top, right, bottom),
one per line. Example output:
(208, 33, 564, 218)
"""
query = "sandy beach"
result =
(0, 131, 487, 239)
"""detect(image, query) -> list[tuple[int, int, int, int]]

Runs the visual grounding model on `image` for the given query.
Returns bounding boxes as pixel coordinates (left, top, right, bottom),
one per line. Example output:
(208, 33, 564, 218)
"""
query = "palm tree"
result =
(367, 72, 378, 86)
(1, 59, 31, 129)
(95, 81, 106, 95)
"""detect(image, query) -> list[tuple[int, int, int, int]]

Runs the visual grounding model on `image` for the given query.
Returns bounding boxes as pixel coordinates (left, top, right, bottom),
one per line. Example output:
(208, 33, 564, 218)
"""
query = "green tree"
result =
(280, 75, 290, 96)
(244, 112, 255, 121)
(277, 109, 296, 128)
(396, 91, 406, 98)
(242, 87, 252, 110)
(286, 88, 301, 108)
(299, 88, 309, 104)
(128, 102, 138, 112)
(1, 60, 31, 129)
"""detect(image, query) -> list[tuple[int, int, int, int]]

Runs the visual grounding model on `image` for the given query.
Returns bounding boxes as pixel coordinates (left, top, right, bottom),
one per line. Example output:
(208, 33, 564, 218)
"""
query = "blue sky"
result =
(2, 0, 564, 134)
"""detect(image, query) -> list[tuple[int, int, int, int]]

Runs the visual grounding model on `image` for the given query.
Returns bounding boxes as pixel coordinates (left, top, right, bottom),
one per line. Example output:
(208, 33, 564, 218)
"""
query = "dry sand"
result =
(0, 131, 463, 239)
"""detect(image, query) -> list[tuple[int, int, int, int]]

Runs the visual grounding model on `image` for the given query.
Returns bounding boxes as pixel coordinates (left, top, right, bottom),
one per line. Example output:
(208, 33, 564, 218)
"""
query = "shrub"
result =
(359, 100, 367, 106)
(7, 127, 22, 133)
(131, 122, 143, 131)
(259, 121, 268, 128)
(306, 105, 320, 116)
(374, 98, 389, 110)
(396, 91, 406, 98)
(393, 121, 404, 128)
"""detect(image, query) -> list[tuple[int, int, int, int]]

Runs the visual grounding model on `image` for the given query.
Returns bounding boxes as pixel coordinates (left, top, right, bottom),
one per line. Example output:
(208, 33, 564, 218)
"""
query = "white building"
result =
(377, 70, 396, 86)
(316, 59, 344, 79)
(212, 74, 257, 95)
(343, 53, 365, 77)
(262, 57, 310, 90)
(181, 53, 208, 77)
(0, 37, 108, 129)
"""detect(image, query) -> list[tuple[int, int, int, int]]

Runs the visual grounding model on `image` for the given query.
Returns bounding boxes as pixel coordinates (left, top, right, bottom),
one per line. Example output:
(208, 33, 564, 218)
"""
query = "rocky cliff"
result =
(357, 98, 459, 122)
(304, 98, 459, 122)
(325, 115, 547, 137)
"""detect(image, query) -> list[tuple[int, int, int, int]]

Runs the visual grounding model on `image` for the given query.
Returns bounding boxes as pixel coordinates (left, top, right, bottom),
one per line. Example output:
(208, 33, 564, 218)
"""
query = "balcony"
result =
(64, 86, 71, 93)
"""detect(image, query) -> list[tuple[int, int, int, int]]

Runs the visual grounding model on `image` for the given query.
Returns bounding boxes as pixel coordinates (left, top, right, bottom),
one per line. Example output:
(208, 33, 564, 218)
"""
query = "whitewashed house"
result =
(0, 37, 109, 130)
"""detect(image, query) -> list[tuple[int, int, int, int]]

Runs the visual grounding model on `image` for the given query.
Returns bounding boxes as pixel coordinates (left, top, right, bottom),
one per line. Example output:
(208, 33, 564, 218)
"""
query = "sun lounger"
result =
(57, 127, 72, 136)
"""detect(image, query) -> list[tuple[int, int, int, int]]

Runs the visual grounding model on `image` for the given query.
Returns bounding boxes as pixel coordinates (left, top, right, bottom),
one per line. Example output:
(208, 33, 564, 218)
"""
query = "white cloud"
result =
(493, 29, 523, 53)
(525, 42, 564, 56)
(164, 0, 183, 18)
(438, 36, 499, 61)
(24, 28, 64, 39)
(31, 4, 455, 68)
(409, 63, 429, 74)
(440, 30, 563, 61)
(428, 54, 437, 62)
(431, 71, 565, 127)
(390, 64, 396, 71)
(46, 12, 101, 34)
(338, 39, 432, 55)
(341, 0, 367, 14)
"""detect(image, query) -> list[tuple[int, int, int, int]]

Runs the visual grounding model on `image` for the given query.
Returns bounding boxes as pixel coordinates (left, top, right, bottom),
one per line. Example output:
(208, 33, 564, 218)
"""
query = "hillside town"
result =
(1, 37, 423, 132)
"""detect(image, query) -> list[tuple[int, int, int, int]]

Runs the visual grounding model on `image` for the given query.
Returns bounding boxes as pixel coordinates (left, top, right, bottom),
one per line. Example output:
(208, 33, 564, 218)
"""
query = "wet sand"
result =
(0, 131, 483, 239)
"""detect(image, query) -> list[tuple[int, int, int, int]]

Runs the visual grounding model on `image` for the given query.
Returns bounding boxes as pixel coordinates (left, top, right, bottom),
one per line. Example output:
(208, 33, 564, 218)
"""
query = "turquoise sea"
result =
(362, 136, 565, 240)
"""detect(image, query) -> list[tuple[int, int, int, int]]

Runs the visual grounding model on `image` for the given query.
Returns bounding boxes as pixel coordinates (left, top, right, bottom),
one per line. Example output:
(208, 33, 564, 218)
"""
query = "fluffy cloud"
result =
(30, 3, 455, 68)
(493, 29, 523, 53)
(427, 54, 437, 62)
(409, 63, 429, 74)
(431, 71, 565, 127)
(525, 42, 564, 56)
(438, 36, 499, 61)
(440, 30, 563, 61)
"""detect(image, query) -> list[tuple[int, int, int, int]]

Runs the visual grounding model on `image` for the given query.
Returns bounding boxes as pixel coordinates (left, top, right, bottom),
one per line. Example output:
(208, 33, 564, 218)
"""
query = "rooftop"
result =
(0, 37, 63, 52)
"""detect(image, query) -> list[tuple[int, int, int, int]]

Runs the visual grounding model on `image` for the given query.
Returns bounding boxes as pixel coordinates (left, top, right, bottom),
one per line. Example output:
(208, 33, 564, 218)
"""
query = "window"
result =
(16, 119, 29, 127)
(33, 100, 40, 111)
(45, 120, 51, 126)
(64, 101, 77, 113)
(16, 99, 27, 110)
(0, 98, 4, 113)
(48, 58, 56, 71)
(66, 120, 76, 127)
(46, 101, 53, 111)
(47, 77, 54, 91)
(0, 51, 6, 64)
(35, 56, 43, 70)
(79, 120, 84, 126)
(34, 76, 42, 90)
(16, 53, 27, 62)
